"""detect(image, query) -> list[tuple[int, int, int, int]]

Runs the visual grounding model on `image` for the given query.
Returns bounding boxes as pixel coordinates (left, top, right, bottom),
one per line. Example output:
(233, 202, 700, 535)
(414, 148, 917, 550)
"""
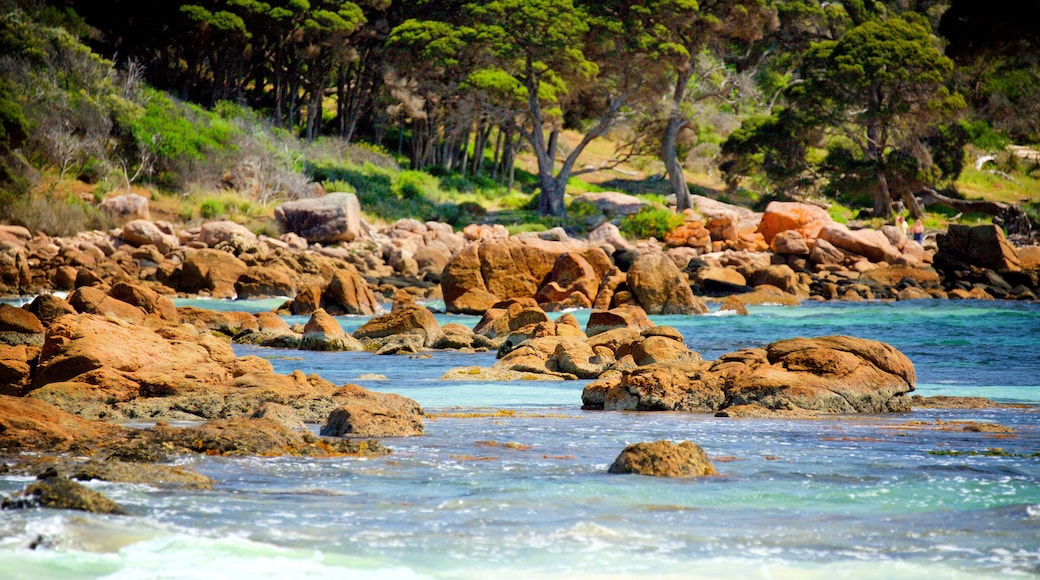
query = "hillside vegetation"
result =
(0, 0, 1038, 241)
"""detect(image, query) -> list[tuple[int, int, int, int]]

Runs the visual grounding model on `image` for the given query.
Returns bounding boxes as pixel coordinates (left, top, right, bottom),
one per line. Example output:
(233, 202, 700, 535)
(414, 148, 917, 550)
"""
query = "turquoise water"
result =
(2, 300, 1039, 578)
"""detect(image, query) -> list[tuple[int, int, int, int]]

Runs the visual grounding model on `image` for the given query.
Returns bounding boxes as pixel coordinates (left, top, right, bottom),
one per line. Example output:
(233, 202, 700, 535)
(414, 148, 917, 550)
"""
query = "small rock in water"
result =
(607, 440, 717, 477)
(2, 476, 128, 515)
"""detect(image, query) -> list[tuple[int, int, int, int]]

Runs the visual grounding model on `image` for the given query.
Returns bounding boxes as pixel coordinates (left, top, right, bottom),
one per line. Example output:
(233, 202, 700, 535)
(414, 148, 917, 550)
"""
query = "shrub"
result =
(393, 170, 438, 200)
(6, 194, 114, 237)
(619, 206, 684, 240)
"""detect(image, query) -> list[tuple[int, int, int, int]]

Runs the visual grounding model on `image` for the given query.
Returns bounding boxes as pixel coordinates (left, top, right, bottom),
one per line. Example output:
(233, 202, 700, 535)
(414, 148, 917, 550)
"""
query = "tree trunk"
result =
(663, 68, 695, 211)
(901, 189, 925, 219)
(873, 168, 892, 218)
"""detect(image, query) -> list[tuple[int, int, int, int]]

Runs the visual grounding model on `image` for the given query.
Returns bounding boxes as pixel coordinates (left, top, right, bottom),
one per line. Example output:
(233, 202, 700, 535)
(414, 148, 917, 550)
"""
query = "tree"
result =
(635, 0, 778, 211)
(792, 15, 963, 217)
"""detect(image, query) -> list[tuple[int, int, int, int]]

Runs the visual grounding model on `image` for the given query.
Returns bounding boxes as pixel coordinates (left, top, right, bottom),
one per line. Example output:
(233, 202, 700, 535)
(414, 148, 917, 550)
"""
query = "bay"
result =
(2, 299, 1038, 578)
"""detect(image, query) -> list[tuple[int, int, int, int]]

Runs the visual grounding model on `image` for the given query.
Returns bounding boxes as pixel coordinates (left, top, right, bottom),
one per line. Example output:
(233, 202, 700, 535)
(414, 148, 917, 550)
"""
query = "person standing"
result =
(912, 218, 925, 244)
(897, 216, 909, 237)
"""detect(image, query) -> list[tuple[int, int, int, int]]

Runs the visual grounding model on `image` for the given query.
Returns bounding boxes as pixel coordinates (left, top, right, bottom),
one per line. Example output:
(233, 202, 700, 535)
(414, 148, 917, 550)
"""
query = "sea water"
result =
(1, 300, 1038, 579)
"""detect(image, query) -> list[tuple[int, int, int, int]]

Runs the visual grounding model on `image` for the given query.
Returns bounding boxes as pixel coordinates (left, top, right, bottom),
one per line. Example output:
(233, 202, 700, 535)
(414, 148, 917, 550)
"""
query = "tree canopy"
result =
(6, 0, 1038, 217)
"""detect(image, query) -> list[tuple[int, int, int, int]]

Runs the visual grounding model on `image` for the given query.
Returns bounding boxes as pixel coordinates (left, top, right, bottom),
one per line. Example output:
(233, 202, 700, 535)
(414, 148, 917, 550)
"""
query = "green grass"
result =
(955, 167, 1040, 204)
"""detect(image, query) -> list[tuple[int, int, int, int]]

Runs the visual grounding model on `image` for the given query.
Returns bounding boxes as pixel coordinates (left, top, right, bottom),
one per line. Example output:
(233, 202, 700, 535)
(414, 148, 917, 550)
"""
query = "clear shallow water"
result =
(2, 299, 1039, 578)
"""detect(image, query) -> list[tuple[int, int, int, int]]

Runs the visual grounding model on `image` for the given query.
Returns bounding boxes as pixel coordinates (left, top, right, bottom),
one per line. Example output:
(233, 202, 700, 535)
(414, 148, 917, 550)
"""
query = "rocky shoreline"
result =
(2, 192, 1038, 509)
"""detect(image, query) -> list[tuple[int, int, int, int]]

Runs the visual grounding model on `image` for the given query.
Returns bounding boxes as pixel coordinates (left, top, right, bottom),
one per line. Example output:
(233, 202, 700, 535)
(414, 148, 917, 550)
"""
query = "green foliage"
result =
(619, 206, 684, 240)
(133, 88, 238, 179)
(961, 120, 1009, 151)
(394, 169, 439, 199)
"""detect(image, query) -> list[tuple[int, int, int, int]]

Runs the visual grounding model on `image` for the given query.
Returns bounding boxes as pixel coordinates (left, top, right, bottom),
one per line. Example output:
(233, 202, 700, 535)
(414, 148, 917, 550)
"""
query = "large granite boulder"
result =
(818, 224, 902, 264)
(99, 193, 150, 222)
(582, 335, 915, 414)
(626, 252, 708, 315)
(121, 220, 178, 254)
(320, 385, 425, 437)
(300, 309, 363, 351)
(607, 440, 717, 477)
(0, 395, 127, 453)
(274, 193, 362, 243)
(938, 224, 1021, 272)
(234, 265, 297, 299)
(473, 298, 549, 339)
(23, 313, 407, 423)
(178, 248, 248, 298)
(198, 220, 258, 248)
(68, 286, 146, 324)
(0, 245, 32, 295)
(353, 300, 442, 347)
(323, 267, 381, 316)
(758, 201, 832, 246)
(441, 237, 608, 314)
(722, 335, 915, 413)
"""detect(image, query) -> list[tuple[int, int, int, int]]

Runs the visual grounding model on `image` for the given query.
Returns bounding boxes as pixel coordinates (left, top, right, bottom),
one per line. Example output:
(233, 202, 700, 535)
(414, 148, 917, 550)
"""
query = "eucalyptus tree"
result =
(793, 15, 964, 217)
(629, 0, 778, 211)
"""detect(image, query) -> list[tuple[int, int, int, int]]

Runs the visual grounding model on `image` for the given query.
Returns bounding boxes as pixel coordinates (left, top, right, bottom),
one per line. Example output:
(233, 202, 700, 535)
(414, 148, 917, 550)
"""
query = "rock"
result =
(607, 440, 717, 477)
(818, 224, 902, 264)
(938, 224, 1021, 272)
(178, 249, 248, 298)
(726, 336, 915, 413)
(757, 201, 832, 246)
(274, 193, 363, 243)
(691, 265, 747, 288)
(108, 281, 178, 322)
(0, 395, 127, 453)
(2, 475, 128, 515)
(353, 302, 442, 347)
(750, 264, 801, 295)
(809, 237, 845, 266)
(575, 191, 646, 216)
(234, 312, 301, 348)
(0, 344, 34, 395)
(141, 417, 390, 457)
(1018, 245, 1040, 270)
(948, 286, 994, 300)
(771, 229, 810, 255)
(0, 245, 32, 295)
(859, 265, 941, 289)
(441, 237, 601, 314)
(235, 265, 297, 299)
(67, 286, 146, 324)
(494, 335, 606, 379)
(290, 283, 323, 315)
(0, 224, 31, 246)
(711, 296, 746, 316)
(583, 335, 914, 415)
(99, 193, 150, 222)
(320, 389, 424, 437)
(535, 251, 602, 305)
(473, 299, 549, 339)
(250, 402, 307, 432)
(585, 361, 721, 411)
(121, 220, 177, 254)
(323, 268, 381, 316)
(586, 305, 654, 336)
(25, 294, 78, 326)
(198, 220, 258, 248)
(300, 309, 363, 351)
(178, 307, 259, 337)
(622, 334, 700, 367)
(626, 252, 707, 315)
(0, 303, 44, 346)
(588, 222, 635, 252)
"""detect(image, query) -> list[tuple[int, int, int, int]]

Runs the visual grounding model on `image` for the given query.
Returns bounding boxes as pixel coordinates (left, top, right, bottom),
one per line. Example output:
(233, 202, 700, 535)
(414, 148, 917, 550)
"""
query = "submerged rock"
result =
(2, 473, 128, 515)
(607, 440, 717, 477)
